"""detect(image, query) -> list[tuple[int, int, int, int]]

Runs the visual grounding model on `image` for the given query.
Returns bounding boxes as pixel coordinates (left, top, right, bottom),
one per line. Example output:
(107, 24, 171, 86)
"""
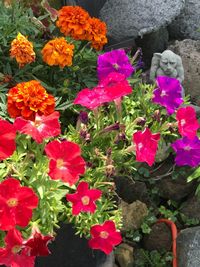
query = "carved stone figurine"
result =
(150, 50, 184, 83)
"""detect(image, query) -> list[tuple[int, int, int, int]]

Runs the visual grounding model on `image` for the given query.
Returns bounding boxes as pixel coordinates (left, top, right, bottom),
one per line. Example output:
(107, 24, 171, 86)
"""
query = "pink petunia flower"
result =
(98, 72, 132, 101)
(0, 178, 39, 231)
(133, 128, 160, 166)
(45, 140, 86, 185)
(176, 106, 199, 139)
(73, 87, 110, 110)
(0, 228, 35, 267)
(14, 111, 61, 144)
(0, 118, 16, 160)
(66, 181, 102, 215)
(88, 220, 122, 255)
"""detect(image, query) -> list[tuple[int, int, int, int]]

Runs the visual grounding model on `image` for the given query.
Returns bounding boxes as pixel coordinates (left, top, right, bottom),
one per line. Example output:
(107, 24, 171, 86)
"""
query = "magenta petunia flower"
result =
(176, 106, 199, 139)
(66, 181, 102, 215)
(152, 76, 183, 115)
(171, 136, 200, 167)
(133, 128, 160, 166)
(97, 49, 134, 81)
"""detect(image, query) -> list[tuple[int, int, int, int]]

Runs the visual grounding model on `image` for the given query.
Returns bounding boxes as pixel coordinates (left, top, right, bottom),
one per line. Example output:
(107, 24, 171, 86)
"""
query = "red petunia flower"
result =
(14, 111, 61, 144)
(0, 118, 16, 160)
(45, 140, 86, 185)
(25, 228, 53, 256)
(133, 128, 160, 166)
(88, 220, 122, 255)
(0, 228, 35, 267)
(66, 181, 102, 215)
(0, 178, 39, 231)
(176, 106, 200, 139)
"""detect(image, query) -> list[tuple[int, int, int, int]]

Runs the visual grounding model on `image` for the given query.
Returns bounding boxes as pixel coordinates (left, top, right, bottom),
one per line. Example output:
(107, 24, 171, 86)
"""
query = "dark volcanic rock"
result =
(114, 176, 151, 205)
(180, 196, 200, 221)
(143, 223, 172, 252)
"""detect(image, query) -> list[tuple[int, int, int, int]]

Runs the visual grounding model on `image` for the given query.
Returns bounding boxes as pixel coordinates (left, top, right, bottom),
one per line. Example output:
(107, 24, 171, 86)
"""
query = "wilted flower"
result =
(56, 6, 90, 40)
(152, 76, 183, 115)
(97, 49, 134, 81)
(66, 181, 102, 215)
(88, 220, 122, 254)
(171, 136, 200, 167)
(14, 111, 61, 144)
(25, 228, 53, 256)
(176, 106, 199, 139)
(10, 33, 35, 68)
(41, 37, 74, 68)
(0, 118, 16, 160)
(7, 80, 55, 120)
(87, 17, 107, 51)
(0, 228, 35, 267)
(45, 140, 86, 185)
(133, 128, 160, 166)
(79, 111, 89, 124)
(0, 178, 38, 230)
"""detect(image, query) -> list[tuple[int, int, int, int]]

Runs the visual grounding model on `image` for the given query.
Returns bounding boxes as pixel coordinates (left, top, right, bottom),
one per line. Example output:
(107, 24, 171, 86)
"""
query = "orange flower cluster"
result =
(10, 33, 35, 68)
(56, 6, 90, 40)
(7, 80, 55, 120)
(87, 18, 108, 51)
(41, 37, 74, 68)
(56, 6, 107, 50)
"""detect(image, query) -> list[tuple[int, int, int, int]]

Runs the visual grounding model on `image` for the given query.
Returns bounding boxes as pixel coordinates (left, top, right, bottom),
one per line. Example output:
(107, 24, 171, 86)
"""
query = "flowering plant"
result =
(0, 1, 200, 266)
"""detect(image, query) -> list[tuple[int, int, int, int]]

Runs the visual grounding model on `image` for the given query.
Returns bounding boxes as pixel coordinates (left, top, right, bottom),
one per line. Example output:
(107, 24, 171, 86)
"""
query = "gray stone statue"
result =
(150, 50, 184, 83)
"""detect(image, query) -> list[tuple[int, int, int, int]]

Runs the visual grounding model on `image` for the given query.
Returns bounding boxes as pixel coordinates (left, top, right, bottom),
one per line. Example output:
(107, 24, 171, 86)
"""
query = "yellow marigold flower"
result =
(7, 80, 55, 120)
(56, 6, 90, 40)
(41, 37, 74, 68)
(87, 17, 108, 51)
(10, 33, 35, 68)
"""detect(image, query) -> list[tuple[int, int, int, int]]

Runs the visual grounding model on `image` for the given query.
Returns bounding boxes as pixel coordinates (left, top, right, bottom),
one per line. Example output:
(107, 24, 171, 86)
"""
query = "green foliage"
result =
(134, 249, 173, 267)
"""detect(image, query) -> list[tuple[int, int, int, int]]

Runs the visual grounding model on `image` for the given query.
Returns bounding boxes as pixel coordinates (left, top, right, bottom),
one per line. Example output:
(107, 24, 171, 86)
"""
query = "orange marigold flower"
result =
(56, 6, 90, 40)
(41, 37, 74, 68)
(7, 80, 55, 120)
(10, 33, 35, 68)
(87, 17, 108, 51)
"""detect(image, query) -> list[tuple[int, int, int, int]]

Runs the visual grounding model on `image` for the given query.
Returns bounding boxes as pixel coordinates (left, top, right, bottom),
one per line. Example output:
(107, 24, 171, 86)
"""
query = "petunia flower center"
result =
(137, 143, 143, 150)
(81, 196, 90, 205)
(12, 245, 22, 254)
(184, 145, 191, 151)
(7, 198, 18, 207)
(34, 119, 42, 128)
(161, 90, 167, 97)
(180, 119, 186, 126)
(100, 231, 109, 239)
(56, 159, 64, 169)
(113, 63, 119, 70)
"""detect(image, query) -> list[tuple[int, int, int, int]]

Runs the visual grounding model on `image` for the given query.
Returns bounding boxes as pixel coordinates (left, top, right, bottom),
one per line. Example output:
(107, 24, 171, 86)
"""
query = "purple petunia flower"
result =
(152, 76, 183, 115)
(171, 136, 200, 167)
(97, 49, 134, 81)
